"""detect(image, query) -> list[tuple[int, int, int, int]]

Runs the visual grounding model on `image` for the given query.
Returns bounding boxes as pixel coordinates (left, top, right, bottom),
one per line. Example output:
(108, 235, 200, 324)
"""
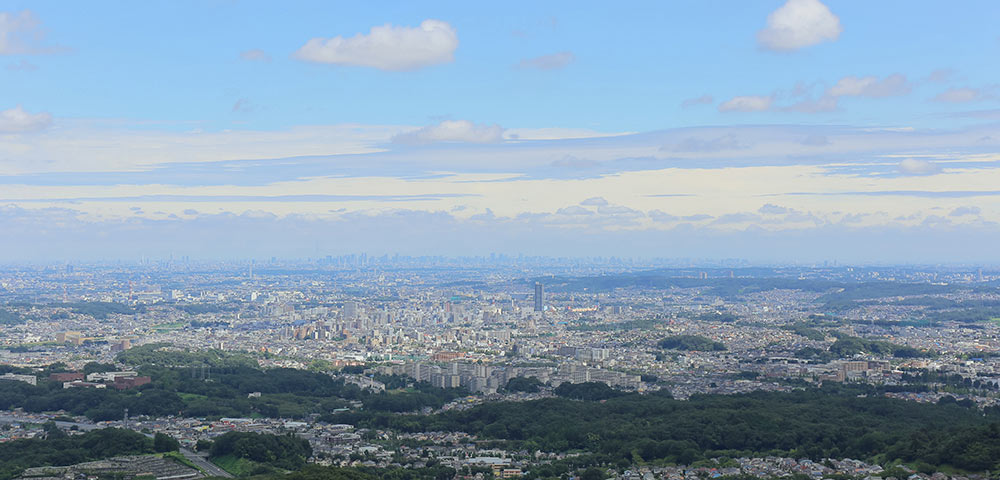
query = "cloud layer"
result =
(2, 120, 1000, 262)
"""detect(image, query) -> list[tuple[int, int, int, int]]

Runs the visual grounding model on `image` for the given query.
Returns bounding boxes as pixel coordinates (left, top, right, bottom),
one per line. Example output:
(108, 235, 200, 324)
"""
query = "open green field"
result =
(211, 454, 264, 477)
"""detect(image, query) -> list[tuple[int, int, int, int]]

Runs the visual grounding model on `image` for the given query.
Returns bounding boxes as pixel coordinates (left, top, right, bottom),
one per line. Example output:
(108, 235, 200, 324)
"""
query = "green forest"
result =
(327, 386, 1000, 474)
(209, 431, 313, 472)
(5, 378, 1000, 477)
(828, 335, 931, 358)
(659, 335, 727, 351)
(0, 309, 25, 326)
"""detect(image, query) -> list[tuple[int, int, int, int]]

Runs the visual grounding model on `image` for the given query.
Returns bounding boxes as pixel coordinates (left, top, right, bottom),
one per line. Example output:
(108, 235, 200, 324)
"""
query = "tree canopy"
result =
(659, 335, 726, 351)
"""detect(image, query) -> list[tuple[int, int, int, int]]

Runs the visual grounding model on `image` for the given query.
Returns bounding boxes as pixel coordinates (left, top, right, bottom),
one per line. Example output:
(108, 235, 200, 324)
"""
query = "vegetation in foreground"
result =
(0, 426, 155, 480)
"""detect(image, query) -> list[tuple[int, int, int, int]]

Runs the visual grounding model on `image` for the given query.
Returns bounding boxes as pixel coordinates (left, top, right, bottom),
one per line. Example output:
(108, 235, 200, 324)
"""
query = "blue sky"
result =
(2, 1, 1000, 262)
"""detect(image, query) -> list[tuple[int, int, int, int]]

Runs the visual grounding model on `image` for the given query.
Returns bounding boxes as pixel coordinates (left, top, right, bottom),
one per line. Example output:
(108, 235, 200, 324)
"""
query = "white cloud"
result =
(516, 51, 575, 70)
(757, 0, 841, 51)
(718, 95, 773, 112)
(294, 19, 458, 71)
(392, 120, 504, 145)
(0, 105, 52, 133)
(897, 158, 942, 176)
(239, 49, 271, 62)
(0, 10, 58, 55)
(828, 74, 910, 98)
(933, 87, 992, 103)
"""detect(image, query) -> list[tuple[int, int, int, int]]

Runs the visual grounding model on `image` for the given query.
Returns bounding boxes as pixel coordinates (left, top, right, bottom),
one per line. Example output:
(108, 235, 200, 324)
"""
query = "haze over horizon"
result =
(2, 1, 1000, 262)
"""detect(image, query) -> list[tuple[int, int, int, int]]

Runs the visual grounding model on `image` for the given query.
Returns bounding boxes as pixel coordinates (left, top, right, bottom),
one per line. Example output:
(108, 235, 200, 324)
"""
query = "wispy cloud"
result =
(827, 74, 911, 98)
(0, 10, 64, 55)
(516, 51, 575, 70)
(719, 95, 773, 112)
(681, 95, 714, 108)
(933, 87, 994, 103)
(231, 98, 254, 114)
(925, 68, 956, 84)
(239, 49, 271, 62)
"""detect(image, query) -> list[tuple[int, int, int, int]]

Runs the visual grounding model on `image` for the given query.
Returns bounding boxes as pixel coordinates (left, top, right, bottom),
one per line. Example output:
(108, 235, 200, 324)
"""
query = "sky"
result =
(1, 0, 1000, 263)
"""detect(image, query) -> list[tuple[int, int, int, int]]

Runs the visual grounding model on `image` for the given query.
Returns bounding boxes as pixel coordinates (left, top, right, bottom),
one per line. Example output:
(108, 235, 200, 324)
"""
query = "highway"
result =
(178, 448, 233, 478)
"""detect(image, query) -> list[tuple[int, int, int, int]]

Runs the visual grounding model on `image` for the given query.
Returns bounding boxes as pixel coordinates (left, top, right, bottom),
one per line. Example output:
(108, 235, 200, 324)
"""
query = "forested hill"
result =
(328, 386, 1000, 473)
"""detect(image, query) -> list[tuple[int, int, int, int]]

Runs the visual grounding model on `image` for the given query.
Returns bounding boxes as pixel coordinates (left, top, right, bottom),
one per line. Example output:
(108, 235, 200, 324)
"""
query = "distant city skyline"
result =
(2, 1, 1000, 261)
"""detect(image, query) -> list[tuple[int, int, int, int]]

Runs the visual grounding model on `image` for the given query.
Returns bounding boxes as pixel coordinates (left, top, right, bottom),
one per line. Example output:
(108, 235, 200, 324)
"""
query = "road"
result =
(178, 448, 233, 478)
(137, 429, 234, 478)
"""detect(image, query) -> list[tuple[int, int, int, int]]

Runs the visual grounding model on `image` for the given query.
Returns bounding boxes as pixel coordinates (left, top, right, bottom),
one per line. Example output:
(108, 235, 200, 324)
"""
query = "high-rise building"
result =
(343, 301, 358, 319)
(533, 282, 543, 312)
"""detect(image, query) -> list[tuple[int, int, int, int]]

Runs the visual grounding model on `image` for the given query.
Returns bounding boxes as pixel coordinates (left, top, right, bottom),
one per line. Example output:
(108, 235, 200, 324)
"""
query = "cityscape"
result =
(3, 1, 1000, 480)
(3, 260, 1000, 479)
